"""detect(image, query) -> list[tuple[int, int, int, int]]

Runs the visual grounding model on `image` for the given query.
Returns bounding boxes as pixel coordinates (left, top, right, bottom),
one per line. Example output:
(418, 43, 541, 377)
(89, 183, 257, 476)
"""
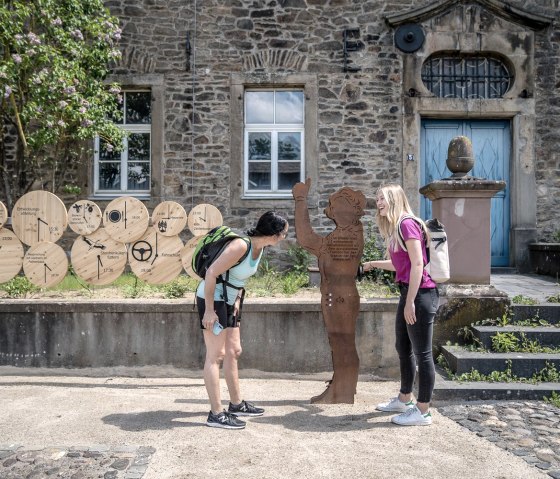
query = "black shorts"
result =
(196, 297, 240, 330)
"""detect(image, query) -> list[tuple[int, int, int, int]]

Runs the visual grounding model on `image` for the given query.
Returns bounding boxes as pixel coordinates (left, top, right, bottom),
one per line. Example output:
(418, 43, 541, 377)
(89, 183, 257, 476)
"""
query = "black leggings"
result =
(395, 285, 439, 403)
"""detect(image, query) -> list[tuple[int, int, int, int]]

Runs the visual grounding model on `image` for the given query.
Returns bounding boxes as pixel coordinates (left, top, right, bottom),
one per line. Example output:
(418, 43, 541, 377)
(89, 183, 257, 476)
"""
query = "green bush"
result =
(251, 258, 278, 293)
(534, 361, 560, 383)
(1, 276, 39, 298)
(444, 358, 560, 384)
(122, 276, 149, 298)
(546, 293, 560, 304)
(544, 391, 560, 408)
(491, 332, 520, 353)
(287, 245, 312, 273)
(163, 282, 189, 299)
(361, 222, 395, 288)
(281, 271, 308, 295)
(162, 276, 197, 299)
(62, 184, 82, 195)
(511, 294, 537, 305)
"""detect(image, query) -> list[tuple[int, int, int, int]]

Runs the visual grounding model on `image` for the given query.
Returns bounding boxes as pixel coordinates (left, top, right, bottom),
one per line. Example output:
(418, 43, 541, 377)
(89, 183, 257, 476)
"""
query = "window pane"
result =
(128, 133, 150, 162)
(278, 162, 301, 190)
(99, 138, 121, 162)
(99, 163, 121, 190)
(421, 55, 511, 99)
(275, 91, 303, 124)
(127, 162, 150, 190)
(246, 91, 274, 124)
(278, 132, 301, 162)
(248, 162, 271, 190)
(125, 92, 151, 124)
(248, 132, 271, 162)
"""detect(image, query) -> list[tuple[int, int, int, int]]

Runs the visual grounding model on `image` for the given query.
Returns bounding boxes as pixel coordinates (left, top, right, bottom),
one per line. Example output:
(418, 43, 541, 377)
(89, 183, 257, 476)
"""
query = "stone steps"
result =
(434, 303, 560, 401)
(441, 345, 560, 376)
(433, 368, 560, 401)
(434, 304, 560, 401)
(472, 325, 560, 349)
(510, 304, 560, 325)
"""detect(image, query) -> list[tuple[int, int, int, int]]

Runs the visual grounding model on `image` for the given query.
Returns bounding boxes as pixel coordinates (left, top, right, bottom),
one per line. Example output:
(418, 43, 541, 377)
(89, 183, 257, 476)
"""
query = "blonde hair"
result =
(375, 183, 429, 252)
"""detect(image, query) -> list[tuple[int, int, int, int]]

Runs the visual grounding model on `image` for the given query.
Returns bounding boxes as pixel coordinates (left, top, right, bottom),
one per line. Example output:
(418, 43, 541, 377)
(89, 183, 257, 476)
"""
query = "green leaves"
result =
(0, 0, 125, 200)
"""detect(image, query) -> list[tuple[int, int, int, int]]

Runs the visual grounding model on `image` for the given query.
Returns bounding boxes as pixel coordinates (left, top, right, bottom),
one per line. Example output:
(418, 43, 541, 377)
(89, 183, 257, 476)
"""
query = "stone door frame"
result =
(397, 29, 539, 272)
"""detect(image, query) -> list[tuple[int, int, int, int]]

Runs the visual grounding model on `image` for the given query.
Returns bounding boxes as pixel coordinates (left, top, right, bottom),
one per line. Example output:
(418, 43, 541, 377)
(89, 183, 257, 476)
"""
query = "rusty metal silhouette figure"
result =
(293, 178, 366, 403)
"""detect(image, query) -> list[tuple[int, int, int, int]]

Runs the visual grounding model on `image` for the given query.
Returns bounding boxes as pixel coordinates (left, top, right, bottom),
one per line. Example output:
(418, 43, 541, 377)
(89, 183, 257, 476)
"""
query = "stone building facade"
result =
(5, 0, 559, 271)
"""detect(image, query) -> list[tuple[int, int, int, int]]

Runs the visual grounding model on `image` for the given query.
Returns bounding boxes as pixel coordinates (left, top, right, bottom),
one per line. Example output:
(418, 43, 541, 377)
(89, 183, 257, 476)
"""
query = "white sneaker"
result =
(391, 406, 432, 426)
(376, 396, 415, 413)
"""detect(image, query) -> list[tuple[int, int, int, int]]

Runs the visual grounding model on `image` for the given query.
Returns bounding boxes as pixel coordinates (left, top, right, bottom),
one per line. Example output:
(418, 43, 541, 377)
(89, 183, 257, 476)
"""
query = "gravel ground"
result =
(0, 370, 552, 479)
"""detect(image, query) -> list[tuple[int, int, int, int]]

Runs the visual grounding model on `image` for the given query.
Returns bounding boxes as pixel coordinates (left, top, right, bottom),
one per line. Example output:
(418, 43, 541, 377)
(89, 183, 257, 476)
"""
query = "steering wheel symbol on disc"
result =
(131, 241, 153, 262)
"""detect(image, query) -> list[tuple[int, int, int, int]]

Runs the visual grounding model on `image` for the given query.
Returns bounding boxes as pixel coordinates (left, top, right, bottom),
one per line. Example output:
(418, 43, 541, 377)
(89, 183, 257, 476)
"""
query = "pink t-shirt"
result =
(389, 218, 436, 288)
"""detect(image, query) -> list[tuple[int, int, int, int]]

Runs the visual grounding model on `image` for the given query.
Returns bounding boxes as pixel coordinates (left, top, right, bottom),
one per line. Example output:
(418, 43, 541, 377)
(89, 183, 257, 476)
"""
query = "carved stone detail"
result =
(242, 50, 307, 71)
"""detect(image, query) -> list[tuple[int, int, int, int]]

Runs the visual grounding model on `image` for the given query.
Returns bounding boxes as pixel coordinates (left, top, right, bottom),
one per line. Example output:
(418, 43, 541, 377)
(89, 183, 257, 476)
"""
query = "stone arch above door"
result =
(385, 0, 553, 272)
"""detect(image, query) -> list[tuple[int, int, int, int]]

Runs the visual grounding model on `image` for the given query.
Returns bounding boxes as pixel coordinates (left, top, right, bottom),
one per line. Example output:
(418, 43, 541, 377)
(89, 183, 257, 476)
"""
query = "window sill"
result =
(241, 194, 293, 200)
(89, 193, 151, 201)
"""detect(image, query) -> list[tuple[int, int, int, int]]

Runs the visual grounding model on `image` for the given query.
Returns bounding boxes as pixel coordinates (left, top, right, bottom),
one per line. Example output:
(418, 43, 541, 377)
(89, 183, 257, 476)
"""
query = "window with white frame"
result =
(94, 91, 151, 196)
(244, 90, 304, 196)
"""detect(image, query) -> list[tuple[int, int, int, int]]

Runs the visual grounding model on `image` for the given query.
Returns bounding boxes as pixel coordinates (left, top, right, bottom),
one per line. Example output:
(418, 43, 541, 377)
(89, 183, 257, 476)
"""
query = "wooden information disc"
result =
(12, 191, 68, 246)
(23, 242, 68, 288)
(70, 227, 128, 285)
(128, 230, 184, 284)
(152, 201, 188, 236)
(181, 236, 202, 281)
(68, 200, 102, 236)
(0, 201, 7, 229)
(187, 204, 222, 236)
(103, 196, 149, 244)
(0, 228, 24, 284)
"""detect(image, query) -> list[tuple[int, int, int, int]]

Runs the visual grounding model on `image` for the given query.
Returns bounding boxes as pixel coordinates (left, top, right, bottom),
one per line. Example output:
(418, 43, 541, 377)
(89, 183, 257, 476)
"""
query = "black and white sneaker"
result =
(206, 410, 246, 429)
(228, 400, 265, 417)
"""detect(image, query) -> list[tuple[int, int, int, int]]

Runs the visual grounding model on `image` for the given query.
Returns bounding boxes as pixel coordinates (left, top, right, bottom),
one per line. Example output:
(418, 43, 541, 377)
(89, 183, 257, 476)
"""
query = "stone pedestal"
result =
(420, 180, 506, 284)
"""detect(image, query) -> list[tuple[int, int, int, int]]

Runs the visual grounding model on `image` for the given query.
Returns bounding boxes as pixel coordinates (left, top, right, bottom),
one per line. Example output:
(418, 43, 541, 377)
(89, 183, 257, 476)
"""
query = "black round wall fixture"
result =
(394, 24, 425, 53)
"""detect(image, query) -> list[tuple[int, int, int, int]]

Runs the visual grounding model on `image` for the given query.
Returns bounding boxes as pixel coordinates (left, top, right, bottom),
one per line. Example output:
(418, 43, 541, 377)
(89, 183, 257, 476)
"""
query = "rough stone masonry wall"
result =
(534, 0, 560, 241)
(107, 0, 412, 241)
(106, 0, 560, 243)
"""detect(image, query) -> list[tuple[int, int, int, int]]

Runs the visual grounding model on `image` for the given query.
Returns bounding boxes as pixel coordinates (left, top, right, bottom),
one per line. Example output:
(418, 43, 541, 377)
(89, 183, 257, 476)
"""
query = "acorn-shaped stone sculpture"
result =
(446, 136, 475, 178)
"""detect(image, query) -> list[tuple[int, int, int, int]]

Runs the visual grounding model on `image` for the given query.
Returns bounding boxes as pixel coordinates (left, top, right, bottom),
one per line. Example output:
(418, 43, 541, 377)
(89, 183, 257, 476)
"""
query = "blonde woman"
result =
(363, 184, 439, 426)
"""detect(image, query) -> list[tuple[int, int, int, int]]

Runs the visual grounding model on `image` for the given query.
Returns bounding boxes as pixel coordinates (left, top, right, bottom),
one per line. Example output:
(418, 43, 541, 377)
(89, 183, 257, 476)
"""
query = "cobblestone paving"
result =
(440, 401, 560, 478)
(0, 444, 155, 479)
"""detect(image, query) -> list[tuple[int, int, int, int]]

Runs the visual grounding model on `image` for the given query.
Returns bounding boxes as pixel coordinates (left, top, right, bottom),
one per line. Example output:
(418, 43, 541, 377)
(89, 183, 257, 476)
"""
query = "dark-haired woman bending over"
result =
(196, 211, 288, 430)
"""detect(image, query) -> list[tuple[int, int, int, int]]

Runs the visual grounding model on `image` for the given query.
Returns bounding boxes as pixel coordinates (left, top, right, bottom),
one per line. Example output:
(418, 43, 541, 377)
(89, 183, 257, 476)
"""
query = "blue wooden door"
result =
(421, 119, 511, 266)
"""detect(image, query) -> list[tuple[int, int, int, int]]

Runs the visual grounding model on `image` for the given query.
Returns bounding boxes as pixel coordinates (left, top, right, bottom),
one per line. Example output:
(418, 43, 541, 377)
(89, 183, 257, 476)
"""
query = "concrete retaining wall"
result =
(0, 299, 400, 378)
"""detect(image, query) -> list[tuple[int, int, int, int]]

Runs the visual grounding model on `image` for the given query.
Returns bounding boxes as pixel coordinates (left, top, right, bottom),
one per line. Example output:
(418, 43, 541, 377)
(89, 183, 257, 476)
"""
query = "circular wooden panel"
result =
(12, 191, 68, 246)
(187, 204, 222, 236)
(68, 200, 102, 235)
(70, 227, 128, 285)
(103, 196, 149, 243)
(128, 229, 184, 284)
(0, 201, 7, 229)
(0, 228, 24, 283)
(152, 201, 188, 236)
(23, 242, 68, 288)
(181, 236, 202, 281)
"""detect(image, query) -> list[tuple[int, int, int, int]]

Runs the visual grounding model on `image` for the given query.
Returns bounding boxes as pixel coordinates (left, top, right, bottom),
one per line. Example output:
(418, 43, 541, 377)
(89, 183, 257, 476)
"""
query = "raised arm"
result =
(292, 177, 323, 256)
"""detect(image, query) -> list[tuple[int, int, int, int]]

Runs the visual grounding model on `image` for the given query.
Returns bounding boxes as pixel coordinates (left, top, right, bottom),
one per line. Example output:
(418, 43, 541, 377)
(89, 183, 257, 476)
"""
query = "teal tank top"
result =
(196, 242, 262, 305)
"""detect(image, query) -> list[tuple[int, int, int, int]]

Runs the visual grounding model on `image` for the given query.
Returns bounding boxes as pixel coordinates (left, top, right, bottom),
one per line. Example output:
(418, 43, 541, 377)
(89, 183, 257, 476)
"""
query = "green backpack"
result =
(192, 225, 250, 302)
